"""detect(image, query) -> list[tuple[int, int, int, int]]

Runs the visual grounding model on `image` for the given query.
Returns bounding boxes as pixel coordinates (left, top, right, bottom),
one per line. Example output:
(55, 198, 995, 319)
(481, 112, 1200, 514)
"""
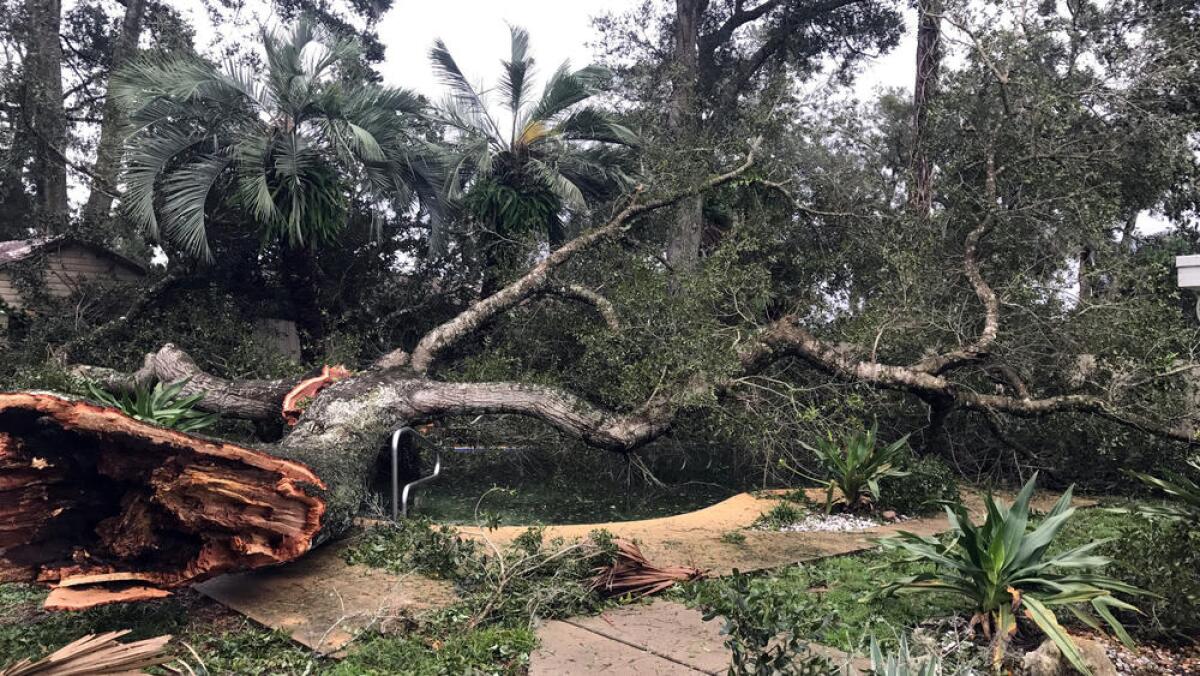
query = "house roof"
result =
(0, 236, 147, 275)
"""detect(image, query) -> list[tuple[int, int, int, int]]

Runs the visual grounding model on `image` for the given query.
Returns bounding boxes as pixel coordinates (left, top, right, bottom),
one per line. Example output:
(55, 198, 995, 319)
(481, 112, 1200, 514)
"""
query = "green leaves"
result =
(117, 18, 443, 261)
(1124, 459, 1200, 522)
(872, 475, 1144, 674)
(86, 378, 219, 433)
(429, 26, 638, 255)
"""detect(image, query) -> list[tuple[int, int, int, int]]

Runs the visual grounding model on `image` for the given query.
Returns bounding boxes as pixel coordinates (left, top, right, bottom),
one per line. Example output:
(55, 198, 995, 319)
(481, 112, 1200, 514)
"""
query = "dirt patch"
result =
(457, 488, 1093, 575)
(196, 540, 457, 654)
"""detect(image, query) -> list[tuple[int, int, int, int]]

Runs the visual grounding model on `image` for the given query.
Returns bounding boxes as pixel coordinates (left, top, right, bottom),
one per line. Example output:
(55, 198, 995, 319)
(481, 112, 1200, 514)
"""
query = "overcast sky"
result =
(173, 0, 919, 100)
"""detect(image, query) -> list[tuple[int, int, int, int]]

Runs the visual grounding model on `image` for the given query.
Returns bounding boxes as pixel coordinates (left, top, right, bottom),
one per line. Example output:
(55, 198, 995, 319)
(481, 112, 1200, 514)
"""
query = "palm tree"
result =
(430, 27, 639, 291)
(113, 19, 446, 358)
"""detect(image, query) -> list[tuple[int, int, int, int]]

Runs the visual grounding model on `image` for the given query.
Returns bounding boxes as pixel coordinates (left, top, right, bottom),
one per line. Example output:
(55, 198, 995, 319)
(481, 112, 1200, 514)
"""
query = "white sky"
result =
(172, 0, 918, 100)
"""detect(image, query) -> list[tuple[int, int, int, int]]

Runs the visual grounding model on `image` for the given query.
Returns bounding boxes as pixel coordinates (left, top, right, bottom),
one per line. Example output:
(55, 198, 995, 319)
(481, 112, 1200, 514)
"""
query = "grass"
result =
(0, 582, 538, 674)
(0, 585, 322, 674)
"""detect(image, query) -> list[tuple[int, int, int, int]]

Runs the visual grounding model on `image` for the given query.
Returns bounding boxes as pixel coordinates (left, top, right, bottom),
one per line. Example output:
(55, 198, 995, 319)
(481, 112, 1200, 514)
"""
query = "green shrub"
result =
(701, 572, 839, 675)
(872, 476, 1143, 674)
(877, 455, 959, 516)
(1102, 518, 1200, 638)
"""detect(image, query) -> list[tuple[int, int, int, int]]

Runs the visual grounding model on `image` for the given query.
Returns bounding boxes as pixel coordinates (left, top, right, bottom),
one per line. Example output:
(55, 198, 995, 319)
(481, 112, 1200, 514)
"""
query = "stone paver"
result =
(531, 618, 706, 675)
(534, 600, 871, 675)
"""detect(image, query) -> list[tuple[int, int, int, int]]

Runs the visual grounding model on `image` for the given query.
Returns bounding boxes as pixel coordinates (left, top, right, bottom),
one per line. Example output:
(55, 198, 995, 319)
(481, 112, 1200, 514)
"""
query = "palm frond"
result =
(160, 153, 232, 261)
(430, 39, 504, 141)
(122, 128, 209, 242)
(526, 63, 612, 126)
(499, 25, 534, 128)
(553, 106, 641, 146)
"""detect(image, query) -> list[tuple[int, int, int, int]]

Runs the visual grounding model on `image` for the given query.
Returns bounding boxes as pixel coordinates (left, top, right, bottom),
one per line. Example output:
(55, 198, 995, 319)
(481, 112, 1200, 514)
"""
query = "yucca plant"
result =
(868, 635, 940, 676)
(870, 476, 1143, 675)
(87, 379, 219, 433)
(1124, 459, 1200, 521)
(792, 422, 910, 513)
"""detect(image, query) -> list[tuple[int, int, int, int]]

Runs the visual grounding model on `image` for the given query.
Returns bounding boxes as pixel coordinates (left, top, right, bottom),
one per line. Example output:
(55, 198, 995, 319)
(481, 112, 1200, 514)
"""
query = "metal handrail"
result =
(391, 427, 442, 520)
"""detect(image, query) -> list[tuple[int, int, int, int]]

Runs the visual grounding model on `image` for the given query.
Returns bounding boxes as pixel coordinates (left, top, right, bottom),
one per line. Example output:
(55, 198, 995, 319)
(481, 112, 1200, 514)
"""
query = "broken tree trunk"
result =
(0, 393, 336, 610)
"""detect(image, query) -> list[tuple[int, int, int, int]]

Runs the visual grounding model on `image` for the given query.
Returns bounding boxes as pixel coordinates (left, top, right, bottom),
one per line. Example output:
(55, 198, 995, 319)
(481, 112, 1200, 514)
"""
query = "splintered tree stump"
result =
(0, 393, 327, 610)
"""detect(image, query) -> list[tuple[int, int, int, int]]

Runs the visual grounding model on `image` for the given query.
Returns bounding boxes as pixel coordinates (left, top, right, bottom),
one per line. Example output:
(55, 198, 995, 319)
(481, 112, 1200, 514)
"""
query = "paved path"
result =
(530, 600, 870, 675)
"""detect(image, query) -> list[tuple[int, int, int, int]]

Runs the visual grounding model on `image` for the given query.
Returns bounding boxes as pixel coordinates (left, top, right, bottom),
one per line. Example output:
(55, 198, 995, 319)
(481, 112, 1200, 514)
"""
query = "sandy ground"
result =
(456, 488, 1093, 575)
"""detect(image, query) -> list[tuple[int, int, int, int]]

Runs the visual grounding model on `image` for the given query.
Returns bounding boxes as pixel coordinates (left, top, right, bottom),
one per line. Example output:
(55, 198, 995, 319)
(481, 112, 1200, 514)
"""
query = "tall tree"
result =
(21, 0, 68, 231)
(908, 0, 941, 215)
(80, 0, 146, 227)
(431, 27, 639, 293)
(114, 19, 446, 358)
(598, 0, 903, 270)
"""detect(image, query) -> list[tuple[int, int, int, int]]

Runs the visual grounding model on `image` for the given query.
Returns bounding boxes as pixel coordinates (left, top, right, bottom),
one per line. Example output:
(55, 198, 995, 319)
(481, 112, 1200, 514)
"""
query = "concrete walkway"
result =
(530, 600, 869, 675)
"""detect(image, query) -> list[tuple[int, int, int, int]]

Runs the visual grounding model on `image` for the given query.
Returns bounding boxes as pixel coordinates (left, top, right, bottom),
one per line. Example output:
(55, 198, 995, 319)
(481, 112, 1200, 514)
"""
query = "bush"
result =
(1102, 518, 1200, 638)
(876, 455, 959, 516)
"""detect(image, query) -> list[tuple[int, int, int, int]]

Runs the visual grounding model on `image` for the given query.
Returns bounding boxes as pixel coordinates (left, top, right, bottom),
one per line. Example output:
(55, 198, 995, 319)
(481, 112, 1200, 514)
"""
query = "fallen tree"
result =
(2, 144, 1195, 609)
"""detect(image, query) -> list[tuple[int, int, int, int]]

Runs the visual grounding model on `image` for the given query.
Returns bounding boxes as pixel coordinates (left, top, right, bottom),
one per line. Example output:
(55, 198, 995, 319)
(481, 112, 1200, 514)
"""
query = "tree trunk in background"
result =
(22, 0, 69, 232)
(280, 244, 326, 363)
(82, 0, 146, 228)
(909, 0, 942, 216)
(664, 0, 707, 272)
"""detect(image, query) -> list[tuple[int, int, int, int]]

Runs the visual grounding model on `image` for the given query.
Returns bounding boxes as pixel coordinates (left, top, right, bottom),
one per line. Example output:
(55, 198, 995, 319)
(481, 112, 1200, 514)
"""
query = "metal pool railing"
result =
(391, 427, 442, 521)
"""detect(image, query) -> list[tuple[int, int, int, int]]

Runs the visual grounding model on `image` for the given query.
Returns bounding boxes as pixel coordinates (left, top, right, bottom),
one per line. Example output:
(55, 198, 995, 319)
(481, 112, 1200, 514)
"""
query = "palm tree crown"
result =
(431, 26, 639, 250)
(115, 19, 445, 261)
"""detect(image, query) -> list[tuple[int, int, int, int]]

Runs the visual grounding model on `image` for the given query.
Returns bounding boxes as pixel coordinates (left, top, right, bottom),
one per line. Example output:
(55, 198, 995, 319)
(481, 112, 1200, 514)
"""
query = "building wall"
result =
(0, 244, 143, 309)
(0, 270, 19, 308)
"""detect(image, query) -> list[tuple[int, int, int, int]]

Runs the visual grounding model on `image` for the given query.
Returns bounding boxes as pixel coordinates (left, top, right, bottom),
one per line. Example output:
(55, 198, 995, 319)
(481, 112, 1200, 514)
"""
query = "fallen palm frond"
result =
(589, 539, 706, 598)
(1, 630, 172, 676)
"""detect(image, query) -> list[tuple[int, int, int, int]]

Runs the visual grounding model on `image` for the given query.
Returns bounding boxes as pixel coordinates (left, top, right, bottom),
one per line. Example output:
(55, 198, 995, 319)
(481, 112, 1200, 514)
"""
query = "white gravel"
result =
(773, 512, 883, 533)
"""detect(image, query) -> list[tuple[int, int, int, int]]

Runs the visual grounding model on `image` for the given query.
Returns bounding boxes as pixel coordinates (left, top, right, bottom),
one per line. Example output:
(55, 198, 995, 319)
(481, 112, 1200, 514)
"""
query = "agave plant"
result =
(113, 18, 445, 262)
(794, 422, 910, 513)
(870, 476, 1142, 675)
(1125, 459, 1200, 521)
(868, 635, 940, 676)
(87, 379, 219, 433)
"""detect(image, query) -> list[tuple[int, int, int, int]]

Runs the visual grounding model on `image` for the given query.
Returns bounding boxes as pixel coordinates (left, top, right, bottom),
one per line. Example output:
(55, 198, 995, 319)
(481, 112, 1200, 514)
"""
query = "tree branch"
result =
(540, 284, 621, 331)
(397, 143, 760, 375)
(70, 344, 293, 421)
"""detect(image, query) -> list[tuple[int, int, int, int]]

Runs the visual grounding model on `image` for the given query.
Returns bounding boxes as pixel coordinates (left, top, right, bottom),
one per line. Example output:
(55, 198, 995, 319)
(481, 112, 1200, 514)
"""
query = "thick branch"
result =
(409, 381, 675, 452)
(541, 284, 621, 331)
(910, 152, 1000, 374)
(70, 344, 293, 421)
(400, 145, 759, 375)
(743, 316, 1196, 443)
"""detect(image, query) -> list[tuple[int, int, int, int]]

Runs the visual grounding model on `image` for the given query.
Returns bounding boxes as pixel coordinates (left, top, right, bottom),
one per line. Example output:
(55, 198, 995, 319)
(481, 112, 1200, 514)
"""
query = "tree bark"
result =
(909, 0, 942, 216)
(22, 0, 69, 232)
(81, 0, 146, 228)
(280, 244, 327, 363)
(664, 0, 707, 272)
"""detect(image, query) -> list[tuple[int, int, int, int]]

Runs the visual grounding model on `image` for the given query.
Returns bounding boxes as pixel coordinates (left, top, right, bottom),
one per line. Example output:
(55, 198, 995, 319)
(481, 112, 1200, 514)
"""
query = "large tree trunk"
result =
(81, 0, 146, 229)
(22, 0, 69, 232)
(280, 243, 327, 363)
(664, 0, 707, 273)
(909, 0, 942, 216)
